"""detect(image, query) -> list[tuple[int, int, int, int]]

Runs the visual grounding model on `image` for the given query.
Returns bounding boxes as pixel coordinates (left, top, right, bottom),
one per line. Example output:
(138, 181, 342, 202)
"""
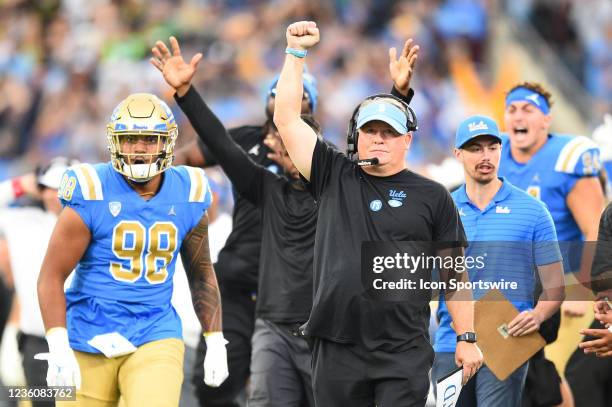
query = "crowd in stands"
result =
(0, 0, 609, 201)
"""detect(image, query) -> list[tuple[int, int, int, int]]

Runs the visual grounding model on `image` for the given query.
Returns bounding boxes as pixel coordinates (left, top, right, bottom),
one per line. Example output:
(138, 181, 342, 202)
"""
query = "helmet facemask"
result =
(108, 132, 177, 182)
(106, 93, 178, 182)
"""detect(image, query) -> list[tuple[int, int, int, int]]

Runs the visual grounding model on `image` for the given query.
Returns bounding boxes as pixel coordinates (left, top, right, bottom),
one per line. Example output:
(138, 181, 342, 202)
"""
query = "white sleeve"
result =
(0, 180, 18, 208)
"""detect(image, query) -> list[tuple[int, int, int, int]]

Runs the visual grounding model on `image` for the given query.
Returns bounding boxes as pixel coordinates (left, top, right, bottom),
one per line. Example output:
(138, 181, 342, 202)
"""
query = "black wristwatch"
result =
(457, 332, 477, 343)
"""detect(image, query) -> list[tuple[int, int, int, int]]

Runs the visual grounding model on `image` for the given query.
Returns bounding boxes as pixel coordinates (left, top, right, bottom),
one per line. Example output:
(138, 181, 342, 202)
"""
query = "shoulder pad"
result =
(180, 166, 212, 203)
(554, 135, 601, 175)
(58, 163, 104, 203)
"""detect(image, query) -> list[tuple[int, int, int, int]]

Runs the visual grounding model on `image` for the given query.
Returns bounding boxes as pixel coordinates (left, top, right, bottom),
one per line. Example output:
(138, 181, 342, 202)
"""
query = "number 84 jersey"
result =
(58, 162, 212, 353)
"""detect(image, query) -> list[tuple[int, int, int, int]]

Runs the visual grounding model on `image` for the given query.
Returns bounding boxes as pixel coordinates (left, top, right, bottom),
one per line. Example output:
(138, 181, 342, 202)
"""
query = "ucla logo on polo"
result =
(388, 189, 406, 208)
(369, 200, 383, 212)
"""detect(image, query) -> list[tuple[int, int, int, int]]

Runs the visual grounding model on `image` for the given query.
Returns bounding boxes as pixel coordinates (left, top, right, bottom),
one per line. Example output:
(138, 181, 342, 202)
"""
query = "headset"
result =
(346, 93, 418, 166)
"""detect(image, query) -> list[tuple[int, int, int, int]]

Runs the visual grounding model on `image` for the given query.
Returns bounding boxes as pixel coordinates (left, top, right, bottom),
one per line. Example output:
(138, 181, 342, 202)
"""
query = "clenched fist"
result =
(286, 21, 320, 51)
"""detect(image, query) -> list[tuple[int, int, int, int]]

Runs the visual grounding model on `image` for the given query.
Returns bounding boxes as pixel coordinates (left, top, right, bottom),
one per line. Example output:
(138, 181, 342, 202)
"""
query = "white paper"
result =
(435, 366, 464, 407)
(87, 332, 137, 358)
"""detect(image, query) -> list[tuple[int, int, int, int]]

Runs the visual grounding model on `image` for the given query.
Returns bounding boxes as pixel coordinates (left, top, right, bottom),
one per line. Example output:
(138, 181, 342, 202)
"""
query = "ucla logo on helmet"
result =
(160, 100, 176, 124)
(110, 106, 121, 121)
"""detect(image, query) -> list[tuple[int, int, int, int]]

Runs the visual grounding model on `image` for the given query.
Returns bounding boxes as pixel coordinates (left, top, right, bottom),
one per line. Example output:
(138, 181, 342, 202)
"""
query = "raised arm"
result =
(389, 38, 419, 99)
(151, 37, 267, 204)
(273, 21, 320, 181)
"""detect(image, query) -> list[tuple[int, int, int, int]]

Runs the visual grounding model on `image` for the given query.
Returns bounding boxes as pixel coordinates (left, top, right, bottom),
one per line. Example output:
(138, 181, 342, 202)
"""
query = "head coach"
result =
(273, 21, 484, 407)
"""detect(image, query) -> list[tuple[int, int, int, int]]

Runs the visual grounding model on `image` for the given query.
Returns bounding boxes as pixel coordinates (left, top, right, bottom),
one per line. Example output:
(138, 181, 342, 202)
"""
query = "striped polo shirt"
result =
(434, 177, 562, 353)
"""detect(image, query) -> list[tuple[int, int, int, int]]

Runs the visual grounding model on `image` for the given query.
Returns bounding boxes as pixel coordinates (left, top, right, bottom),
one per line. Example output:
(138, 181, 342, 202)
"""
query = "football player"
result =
(500, 82, 604, 306)
(37, 93, 228, 406)
(499, 82, 605, 406)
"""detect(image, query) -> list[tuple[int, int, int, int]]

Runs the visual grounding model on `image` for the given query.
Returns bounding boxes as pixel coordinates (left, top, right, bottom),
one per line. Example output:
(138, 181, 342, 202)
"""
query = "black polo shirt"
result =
(304, 139, 467, 352)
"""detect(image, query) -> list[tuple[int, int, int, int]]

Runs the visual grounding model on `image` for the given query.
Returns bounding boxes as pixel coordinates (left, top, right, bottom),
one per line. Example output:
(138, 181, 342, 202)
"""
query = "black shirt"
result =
(188, 87, 414, 290)
(591, 202, 612, 293)
(305, 139, 467, 352)
(196, 124, 276, 288)
(177, 86, 317, 323)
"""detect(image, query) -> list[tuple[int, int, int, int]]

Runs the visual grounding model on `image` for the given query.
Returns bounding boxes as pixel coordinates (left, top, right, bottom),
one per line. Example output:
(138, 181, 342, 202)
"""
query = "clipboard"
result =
(435, 366, 463, 407)
(474, 289, 545, 381)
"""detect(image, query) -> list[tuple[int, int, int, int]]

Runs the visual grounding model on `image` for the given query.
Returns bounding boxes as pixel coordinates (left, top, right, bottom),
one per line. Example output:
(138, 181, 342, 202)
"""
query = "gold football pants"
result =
(57, 338, 184, 407)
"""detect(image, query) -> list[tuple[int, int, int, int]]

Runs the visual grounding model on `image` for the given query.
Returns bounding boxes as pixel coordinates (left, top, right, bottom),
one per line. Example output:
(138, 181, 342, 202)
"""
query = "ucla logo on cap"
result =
(369, 199, 383, 212)
(468, 121, 489, 133)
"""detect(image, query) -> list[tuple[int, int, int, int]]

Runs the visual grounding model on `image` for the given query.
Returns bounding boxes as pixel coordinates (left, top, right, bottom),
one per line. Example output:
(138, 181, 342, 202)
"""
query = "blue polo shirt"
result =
(434, 178, 562, 353)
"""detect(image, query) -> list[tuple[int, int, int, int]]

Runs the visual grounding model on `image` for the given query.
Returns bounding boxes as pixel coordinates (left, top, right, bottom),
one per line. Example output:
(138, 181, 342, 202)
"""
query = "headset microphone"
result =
(357, 157, 379, 167)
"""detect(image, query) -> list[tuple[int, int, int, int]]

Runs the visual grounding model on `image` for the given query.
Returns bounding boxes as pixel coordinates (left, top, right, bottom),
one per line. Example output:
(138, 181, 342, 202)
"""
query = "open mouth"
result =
(477, 164, 494, 172)
(513, 127, 528, 135)
(132, 157, 147, 165)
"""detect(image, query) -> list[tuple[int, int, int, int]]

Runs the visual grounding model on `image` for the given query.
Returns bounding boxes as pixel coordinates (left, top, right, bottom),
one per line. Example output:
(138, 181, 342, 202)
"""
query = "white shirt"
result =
(0, 207, 57, 336)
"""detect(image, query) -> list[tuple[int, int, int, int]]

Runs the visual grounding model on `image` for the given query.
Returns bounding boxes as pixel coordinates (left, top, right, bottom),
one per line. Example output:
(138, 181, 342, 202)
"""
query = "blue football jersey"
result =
(57, 163, 212, 353)
(499, 134, 600, 272)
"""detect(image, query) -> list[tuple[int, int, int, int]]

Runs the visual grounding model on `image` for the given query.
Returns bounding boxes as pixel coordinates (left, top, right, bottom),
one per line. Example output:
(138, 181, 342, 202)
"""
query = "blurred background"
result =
(0, 0, 610, 205)
(0, 1, 610, 405)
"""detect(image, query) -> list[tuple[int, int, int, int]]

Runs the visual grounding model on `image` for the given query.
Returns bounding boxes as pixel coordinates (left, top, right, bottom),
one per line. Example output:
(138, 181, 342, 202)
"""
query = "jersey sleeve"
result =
(183, 166, 214, 232)
(532, 202, 563, 267)
(57, 164, 103, 230)
(308, 138, 349, 201)
(554, 136, 601, 177)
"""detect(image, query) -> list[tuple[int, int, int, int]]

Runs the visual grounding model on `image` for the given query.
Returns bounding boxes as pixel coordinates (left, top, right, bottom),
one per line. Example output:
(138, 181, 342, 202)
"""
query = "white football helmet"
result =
(106, 93, 178, 182)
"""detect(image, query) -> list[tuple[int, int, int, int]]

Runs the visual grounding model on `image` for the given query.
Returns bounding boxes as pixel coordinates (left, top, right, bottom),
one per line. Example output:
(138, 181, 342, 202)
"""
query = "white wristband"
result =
(204, 332, 228, 347)
(45, 327, 71, 354)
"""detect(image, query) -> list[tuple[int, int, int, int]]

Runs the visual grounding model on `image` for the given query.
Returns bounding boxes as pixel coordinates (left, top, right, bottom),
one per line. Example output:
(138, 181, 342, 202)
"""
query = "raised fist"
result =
(286, 21, 320, 51)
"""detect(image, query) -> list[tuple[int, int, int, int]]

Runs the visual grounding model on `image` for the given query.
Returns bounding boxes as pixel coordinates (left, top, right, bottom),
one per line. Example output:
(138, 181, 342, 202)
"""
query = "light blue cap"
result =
(268, 72, 318, 112)
(356, 101, 408, 134)
(455, 114, 501, 149)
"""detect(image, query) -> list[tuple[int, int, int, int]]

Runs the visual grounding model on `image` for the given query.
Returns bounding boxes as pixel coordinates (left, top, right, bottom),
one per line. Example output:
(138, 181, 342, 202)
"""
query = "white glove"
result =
(203, 332, 229, 387)
(34, 327, 81, 389)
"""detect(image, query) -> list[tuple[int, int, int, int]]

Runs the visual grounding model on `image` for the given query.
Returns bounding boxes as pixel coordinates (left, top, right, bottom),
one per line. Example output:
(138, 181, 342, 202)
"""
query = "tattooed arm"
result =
(181, 211, 228, 386)
(180, 212, 222, 333)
